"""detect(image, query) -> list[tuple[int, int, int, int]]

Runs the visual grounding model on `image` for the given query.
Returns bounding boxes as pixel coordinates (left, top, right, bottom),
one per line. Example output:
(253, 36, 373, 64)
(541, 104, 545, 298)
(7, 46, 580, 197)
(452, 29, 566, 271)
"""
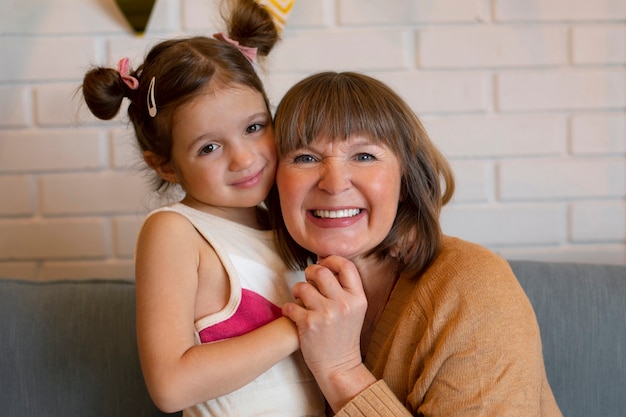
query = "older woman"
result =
(269, 71, 562, 416)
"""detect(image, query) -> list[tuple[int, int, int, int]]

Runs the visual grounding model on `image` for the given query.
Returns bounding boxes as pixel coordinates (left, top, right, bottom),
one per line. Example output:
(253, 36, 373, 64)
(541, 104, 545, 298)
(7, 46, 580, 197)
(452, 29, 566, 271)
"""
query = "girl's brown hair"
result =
(269, 71, 455, 276)
(81, 0, 279, 193)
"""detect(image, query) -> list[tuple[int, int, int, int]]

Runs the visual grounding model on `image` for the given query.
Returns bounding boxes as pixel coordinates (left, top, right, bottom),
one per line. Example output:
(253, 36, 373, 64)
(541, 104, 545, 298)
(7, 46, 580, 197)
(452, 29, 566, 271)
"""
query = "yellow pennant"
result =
(257, 0, 294, 31)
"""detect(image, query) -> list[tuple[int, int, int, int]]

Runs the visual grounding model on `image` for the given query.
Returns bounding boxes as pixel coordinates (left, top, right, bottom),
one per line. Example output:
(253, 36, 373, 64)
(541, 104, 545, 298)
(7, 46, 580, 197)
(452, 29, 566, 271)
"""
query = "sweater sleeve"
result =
(333, 380, 412, 417)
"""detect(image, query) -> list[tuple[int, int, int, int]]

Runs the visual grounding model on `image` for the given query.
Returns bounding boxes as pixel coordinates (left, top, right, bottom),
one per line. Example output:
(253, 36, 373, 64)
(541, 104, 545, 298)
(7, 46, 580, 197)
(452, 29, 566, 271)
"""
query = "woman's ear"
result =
(143, 151, 179, 184)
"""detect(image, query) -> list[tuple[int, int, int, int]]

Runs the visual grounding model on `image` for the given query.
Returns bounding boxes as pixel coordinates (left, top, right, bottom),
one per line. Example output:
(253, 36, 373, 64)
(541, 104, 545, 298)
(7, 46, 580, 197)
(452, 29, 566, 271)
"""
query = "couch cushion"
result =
(0, 279, 177, 417)
(510, 261, 626, 417)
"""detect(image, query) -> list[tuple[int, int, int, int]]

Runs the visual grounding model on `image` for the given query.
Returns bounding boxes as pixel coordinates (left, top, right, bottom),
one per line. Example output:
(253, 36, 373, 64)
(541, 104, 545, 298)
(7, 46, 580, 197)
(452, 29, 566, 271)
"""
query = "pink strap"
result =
(213, 32, 258, 63)
(117, 57, 139, 90)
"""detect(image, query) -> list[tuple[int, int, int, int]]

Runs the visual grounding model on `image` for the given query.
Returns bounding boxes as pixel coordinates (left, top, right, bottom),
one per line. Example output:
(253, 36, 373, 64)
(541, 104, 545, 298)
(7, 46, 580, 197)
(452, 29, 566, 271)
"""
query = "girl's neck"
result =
(180, 196, 265, 230)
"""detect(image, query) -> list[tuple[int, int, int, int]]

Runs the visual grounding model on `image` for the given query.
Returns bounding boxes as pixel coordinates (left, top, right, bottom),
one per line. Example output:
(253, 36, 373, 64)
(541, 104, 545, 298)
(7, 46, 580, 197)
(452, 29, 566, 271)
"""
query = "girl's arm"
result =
(135, 212, 299, 413)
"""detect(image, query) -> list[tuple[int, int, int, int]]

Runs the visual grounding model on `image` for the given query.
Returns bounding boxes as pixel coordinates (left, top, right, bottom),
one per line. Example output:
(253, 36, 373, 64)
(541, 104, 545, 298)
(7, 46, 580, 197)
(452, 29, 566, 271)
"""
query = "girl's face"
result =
(276, 135, 402, 261)
(167, 85, 276, 222)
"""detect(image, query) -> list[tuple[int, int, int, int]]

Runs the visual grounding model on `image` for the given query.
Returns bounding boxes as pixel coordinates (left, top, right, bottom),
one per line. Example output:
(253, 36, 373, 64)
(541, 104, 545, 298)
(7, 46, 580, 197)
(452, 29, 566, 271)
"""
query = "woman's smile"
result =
(307, 208, 365, 228)
(312, 208, 362, 219)
(277, 136, 401, 260)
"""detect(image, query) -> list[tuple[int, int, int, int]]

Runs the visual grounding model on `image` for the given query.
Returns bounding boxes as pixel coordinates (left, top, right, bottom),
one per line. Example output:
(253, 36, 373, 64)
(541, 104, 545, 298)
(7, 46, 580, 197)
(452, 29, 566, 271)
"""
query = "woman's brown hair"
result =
(269, 71, 455, 277)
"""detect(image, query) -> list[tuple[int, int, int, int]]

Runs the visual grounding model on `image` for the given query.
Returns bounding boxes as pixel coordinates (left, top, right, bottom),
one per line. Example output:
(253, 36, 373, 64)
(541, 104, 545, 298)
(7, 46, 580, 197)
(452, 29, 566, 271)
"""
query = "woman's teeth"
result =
(313, 209, 361, 219)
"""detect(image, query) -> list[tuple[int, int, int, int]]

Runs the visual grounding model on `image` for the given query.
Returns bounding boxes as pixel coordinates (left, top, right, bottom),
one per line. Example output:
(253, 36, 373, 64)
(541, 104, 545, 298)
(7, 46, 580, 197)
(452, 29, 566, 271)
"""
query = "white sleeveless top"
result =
(146, 203, 325, 417)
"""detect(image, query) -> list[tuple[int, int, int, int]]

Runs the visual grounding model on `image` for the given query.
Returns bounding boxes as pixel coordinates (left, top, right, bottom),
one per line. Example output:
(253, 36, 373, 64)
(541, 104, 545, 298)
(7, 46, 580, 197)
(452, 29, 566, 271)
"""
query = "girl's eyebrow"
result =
(186, 133, 217, 153)
(246, 111, 270, 121)
(186, 113, 271, 152)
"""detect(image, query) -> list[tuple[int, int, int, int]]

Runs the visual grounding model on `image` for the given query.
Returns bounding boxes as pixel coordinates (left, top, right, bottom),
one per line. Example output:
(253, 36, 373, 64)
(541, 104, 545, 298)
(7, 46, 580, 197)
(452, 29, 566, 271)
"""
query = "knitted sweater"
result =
(335, 236, 562, 417)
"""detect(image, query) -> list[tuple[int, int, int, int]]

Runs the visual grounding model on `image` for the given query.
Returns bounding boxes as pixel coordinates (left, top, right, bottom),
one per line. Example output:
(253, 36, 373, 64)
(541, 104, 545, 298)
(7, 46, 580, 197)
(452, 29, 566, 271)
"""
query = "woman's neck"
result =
(352, 256, 400, 353)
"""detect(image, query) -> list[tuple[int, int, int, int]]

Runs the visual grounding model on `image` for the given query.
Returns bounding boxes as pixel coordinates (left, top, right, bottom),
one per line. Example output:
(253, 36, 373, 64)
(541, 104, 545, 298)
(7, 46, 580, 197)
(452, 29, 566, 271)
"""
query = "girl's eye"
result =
(199, 143, 220, 155)
(246, 123, 264, 134)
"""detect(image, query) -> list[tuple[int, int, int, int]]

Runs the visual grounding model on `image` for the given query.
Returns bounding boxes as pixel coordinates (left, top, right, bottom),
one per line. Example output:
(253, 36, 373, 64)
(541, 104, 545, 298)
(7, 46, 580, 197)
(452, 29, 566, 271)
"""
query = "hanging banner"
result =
(115, 0, 156, 35)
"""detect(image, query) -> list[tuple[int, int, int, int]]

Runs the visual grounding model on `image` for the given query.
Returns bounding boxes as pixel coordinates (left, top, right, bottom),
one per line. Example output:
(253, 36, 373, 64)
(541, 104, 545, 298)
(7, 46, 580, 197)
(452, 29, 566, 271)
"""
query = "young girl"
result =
(81, 1, 324, 415)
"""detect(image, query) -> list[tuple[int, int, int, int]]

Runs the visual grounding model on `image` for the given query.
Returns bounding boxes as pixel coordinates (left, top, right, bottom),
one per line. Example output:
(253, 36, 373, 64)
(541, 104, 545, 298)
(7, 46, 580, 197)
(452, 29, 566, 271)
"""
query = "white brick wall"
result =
(0, 0, 624, 280)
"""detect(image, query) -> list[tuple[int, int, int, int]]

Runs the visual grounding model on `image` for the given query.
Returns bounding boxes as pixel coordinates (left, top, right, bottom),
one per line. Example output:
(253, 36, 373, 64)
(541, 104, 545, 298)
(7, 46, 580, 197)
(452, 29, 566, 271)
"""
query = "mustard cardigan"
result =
(335, 236, 562, 417)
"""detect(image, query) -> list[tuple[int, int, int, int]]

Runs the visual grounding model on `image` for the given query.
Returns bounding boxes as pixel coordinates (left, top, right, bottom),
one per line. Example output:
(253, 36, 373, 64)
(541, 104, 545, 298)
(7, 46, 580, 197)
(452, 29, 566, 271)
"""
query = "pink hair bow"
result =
(117, 57, 139, 90)
(213, 32, 258, 63)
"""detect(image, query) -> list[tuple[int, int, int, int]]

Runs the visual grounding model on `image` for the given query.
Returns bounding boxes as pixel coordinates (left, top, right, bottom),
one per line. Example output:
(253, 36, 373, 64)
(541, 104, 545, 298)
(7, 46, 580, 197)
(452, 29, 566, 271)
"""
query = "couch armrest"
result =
(510, 261, 626, 417)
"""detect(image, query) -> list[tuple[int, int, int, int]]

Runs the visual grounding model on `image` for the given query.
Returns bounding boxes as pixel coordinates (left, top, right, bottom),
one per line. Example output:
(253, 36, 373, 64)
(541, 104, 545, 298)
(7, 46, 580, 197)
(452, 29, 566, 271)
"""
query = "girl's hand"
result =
(282, 256, 374, 411)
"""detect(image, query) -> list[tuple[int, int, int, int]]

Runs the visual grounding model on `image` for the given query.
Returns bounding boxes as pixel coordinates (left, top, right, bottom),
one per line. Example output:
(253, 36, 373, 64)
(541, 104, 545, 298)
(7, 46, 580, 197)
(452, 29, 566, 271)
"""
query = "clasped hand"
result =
(282, 255, 368, 381)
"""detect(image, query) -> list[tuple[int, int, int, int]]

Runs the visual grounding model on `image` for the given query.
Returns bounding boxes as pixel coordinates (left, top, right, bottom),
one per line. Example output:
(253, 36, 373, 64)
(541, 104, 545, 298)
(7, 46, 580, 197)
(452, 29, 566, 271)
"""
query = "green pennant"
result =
(115, 0, 156, 35)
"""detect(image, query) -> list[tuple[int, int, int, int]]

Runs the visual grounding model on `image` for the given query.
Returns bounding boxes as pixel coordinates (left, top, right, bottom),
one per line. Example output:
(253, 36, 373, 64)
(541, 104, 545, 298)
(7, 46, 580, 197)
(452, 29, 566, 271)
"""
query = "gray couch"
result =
(1, 260, 625, 417)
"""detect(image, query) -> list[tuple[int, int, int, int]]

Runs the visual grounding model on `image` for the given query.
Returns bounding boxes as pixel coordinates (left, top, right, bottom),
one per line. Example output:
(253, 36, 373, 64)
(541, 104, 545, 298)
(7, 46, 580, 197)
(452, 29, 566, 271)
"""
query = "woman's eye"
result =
(246, 123, 263, 134)
(199, 143, 220, 155)
(293, 154, 316, 163)
(356, 153, 376, 161)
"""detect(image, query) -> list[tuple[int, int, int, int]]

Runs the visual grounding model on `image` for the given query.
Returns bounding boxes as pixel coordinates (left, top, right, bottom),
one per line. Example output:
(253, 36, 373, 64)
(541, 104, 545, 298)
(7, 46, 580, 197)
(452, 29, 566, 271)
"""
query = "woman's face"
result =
(276, 135, 402, 260)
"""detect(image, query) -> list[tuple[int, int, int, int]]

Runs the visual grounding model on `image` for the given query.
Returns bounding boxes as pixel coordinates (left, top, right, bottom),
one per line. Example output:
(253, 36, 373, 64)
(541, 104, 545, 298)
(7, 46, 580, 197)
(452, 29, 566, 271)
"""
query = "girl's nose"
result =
(229, 144, 255, 171)
(317, 159, 351, 194)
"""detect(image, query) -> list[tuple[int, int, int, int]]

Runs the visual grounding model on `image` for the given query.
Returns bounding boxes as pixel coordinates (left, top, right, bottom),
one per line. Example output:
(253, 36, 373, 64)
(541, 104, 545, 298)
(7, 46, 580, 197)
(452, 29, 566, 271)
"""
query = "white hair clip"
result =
(147, 76, 157, 117)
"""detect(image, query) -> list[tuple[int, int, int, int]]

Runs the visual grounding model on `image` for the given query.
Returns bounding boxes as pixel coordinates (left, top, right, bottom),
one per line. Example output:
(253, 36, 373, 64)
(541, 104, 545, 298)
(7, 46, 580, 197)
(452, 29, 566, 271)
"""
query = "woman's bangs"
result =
(308, 84, 389, 145)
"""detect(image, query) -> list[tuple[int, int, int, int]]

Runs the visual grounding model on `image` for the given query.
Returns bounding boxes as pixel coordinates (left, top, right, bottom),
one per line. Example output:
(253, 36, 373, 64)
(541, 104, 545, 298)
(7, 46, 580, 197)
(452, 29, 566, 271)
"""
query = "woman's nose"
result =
(317, 159, 351, 194)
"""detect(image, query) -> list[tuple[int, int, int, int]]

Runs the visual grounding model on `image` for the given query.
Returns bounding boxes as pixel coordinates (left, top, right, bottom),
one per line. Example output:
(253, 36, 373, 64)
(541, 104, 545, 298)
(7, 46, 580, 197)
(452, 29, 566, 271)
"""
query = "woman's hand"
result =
(282, 256, 376, 411)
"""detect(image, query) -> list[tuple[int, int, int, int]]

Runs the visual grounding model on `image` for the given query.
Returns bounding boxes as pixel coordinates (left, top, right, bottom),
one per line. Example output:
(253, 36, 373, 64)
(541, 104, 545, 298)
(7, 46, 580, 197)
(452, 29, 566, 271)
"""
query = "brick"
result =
(441, 203, 566, 246)
(338, 0, 489, 24)
(498, 158, 625, 200)
(498, 69, 626, 111)
(376, 72, 489, 114)
(144, 0, 182, 33)
(284, 0, 327, 27)
(495, 0, 626, 21)
(447, 161, 492, 203)
(0, 129, 106, 173)
(419, 26, 567, 68)
(181, 0, 221, 32)
(573, 25, 626, 65)
(0, 175, 35, 216)
(571, 114, 626, 155)
(570, 201, 626, 241)
(42, 260, 135, 281)
(0, 218, 109, 260)
(40, 171, 151, 215)
(184, 0, 326, 30)
(111, 127, 145, 169)
(108, 37, 158, 71)
(272, 29, 407, 72)
(425, 114, 566, 158)
(37, 84, 114, 126)
(0, 37, 96, 81)
(0, 262, 39, 280)
(0, 86, 30, 127)
(264, 72, 312, 105)
(113, 215, 145, 257)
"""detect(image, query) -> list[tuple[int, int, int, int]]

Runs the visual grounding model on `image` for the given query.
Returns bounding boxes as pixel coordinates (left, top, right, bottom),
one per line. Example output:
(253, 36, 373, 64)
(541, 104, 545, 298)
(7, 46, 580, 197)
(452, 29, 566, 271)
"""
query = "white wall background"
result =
(0, 0, 624, 281)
